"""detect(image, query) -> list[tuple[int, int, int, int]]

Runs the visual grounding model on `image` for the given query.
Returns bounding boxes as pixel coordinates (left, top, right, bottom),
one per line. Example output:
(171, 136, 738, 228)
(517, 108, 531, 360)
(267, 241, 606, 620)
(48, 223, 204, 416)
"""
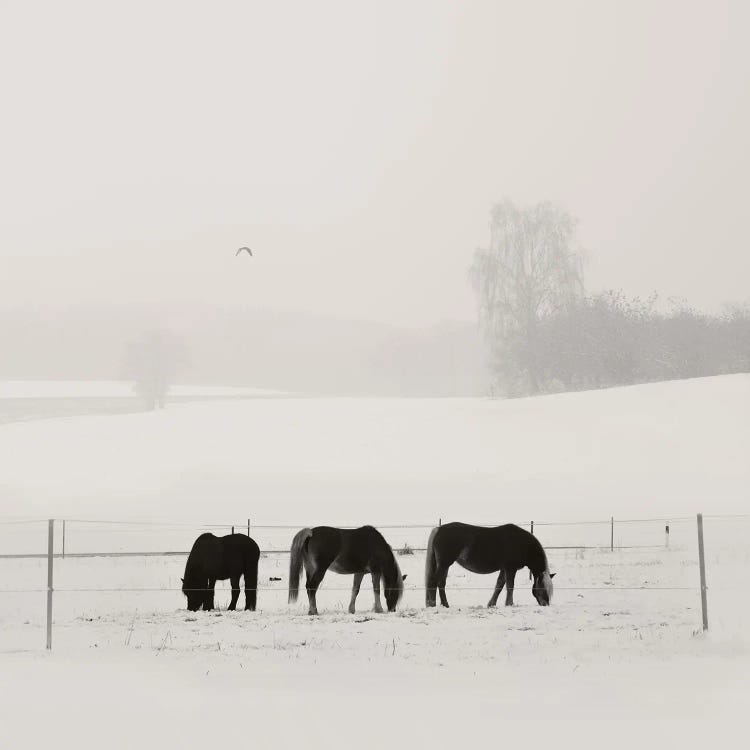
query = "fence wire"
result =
(0, 513, 744, 601)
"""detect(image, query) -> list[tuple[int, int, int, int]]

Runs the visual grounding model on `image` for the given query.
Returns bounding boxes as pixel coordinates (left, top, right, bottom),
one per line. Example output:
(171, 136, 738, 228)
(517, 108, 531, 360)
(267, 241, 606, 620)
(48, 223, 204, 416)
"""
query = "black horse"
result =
(425, 522, 555, 608)
(288, 525, 406, 615)
(182, 533, 260, 611)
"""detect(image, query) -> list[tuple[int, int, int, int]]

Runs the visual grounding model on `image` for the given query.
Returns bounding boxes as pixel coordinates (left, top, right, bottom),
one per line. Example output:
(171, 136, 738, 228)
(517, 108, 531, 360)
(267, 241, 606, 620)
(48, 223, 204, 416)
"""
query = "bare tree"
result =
(470, 199, 584, 394)
(124, 329, 186, 410)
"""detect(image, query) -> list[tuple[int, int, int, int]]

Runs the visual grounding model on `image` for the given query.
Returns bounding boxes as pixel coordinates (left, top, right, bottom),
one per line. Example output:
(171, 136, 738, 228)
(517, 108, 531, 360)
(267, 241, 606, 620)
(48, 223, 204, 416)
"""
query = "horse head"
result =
(182, 575, 207, 612)
(532, 571, 555, 606)
(384, 557, 407, 612)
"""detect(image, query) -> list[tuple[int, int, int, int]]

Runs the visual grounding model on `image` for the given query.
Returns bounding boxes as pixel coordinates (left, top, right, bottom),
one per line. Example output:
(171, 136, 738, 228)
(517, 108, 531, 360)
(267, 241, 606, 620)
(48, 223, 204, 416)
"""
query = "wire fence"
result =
(1, 513, 747, 648)
(5, 513, 745, 558)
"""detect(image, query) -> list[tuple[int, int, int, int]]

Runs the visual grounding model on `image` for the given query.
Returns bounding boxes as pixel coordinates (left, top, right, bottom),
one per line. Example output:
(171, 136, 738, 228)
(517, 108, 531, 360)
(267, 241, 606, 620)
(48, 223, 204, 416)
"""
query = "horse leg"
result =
(504, 568, 517, 606)
(371, 570, 384, 613)
(205, 578, 217, 611)
(426, 557, 445, 607)
(425, 572, 438, 608)
(305, 566, 325, 616)
(437, 566, 450, 608)
(244, 564, 258, 611)
(228, 576, 240, 611)
(487, 570, 506, 608)
(348, 572, 364, 614)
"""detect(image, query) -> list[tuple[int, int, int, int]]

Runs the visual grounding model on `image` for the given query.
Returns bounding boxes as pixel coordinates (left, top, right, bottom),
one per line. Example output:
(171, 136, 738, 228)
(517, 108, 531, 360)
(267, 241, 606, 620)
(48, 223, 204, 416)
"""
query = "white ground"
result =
(0, 379, 289, 399)
(1, 374, 747, 523)
(1, 375, 749, 748)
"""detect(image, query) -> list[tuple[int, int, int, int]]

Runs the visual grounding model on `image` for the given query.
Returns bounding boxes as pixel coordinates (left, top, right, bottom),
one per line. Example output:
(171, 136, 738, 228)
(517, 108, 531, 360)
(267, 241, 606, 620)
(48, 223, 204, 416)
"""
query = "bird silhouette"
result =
(236, 247, 253, 256)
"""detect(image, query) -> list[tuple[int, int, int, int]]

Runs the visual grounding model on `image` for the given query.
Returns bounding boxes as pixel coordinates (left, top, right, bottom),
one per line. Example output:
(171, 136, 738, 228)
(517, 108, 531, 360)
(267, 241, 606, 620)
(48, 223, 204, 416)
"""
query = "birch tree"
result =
(470, 199, 584, 394)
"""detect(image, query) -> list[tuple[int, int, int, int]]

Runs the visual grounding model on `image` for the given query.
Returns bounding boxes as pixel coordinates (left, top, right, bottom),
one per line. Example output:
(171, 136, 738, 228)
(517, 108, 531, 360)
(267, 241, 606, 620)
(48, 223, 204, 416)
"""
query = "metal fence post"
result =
(610, 516, 614, 551)
(665, 524, 670, 549)
(47, 519, 54, 650)
(247, 518, 250, 537)
(697, 513, 708, 631)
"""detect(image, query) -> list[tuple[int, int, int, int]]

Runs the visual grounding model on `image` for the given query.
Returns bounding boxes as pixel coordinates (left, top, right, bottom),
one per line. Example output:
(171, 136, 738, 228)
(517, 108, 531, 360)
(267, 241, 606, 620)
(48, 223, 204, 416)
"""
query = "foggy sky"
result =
(1, 1, 748, 328)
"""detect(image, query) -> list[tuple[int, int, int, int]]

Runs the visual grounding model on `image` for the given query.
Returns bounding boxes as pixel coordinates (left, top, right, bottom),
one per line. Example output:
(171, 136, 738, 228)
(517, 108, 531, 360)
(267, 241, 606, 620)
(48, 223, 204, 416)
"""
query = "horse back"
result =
(307, 526, 345, 566)
(433, 522, 482, 561)
(189, 533, 259, 581)
(314, 525, 390, 574)
(435, 522, 542, 574)
(491, 524, 545, 570)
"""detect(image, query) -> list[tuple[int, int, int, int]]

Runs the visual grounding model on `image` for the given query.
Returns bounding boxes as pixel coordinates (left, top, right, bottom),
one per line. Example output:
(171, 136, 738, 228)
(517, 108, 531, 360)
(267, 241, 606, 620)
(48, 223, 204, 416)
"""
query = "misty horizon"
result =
(2, 1, 749, 334)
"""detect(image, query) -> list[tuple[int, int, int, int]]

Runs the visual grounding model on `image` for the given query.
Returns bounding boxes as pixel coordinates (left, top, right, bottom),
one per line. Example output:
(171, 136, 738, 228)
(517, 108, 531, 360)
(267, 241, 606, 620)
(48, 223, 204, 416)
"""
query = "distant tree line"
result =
(499, 292, 750, 395)
(471, 199, 750, 396)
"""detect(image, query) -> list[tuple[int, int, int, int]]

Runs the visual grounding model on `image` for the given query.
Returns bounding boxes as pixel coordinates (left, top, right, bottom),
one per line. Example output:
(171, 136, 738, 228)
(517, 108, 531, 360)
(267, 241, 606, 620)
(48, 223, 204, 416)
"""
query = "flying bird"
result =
(236, 247, 253, 256)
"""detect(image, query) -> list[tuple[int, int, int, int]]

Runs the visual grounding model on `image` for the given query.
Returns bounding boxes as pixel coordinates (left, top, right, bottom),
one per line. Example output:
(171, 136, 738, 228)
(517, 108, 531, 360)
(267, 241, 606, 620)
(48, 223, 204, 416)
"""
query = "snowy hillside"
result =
(2, 375, 749, 748)
(1, 374, 747, 523)
(0, 380, 290, 399)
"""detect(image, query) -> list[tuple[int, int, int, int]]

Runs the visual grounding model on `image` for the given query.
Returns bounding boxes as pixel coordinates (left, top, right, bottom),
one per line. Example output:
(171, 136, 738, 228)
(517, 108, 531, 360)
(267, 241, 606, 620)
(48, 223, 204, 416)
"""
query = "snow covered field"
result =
(1, 375, 749, 747)
(1, 537, 749, 748)
(2, 535, 750, 747)
(1, 374, 747, 523)
(0, 380, 290, 399)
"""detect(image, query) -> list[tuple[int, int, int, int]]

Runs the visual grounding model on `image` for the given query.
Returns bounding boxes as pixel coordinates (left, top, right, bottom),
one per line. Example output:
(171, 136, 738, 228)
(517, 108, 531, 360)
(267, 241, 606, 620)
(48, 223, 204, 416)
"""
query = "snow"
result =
(0, 379, 290, 399)
(1, 542, 749, 747)
(3, 648, 744, 749)
(0, 374, 747, 522)
(1, 375, 749, 747)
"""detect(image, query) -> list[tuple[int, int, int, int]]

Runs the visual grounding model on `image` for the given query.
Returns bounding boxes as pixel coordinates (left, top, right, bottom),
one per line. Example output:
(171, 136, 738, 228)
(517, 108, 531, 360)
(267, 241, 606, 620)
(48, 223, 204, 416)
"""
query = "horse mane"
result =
(532, 536, 553, 602)
(520, 528, 553, 601)
(182, 558, 203, 592)
(182, 533, 214, 591)
(543, 570, 554, 601)
(392, 553, 404, 604)
(525, 531, 548, 576)
(383, 545, 404, 604)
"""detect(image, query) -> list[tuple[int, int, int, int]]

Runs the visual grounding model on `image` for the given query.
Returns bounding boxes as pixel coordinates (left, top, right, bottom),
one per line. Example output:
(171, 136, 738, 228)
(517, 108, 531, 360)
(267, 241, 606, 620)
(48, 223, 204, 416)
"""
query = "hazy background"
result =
(1, 0, 748, 393)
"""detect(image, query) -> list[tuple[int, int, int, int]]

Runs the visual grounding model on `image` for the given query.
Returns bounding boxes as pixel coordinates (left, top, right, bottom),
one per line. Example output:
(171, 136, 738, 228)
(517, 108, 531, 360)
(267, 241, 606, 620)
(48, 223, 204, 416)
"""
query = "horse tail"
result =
(245, 546, 259, 612)
(425, 526, 440, 605)
(288, 528, 313, 604)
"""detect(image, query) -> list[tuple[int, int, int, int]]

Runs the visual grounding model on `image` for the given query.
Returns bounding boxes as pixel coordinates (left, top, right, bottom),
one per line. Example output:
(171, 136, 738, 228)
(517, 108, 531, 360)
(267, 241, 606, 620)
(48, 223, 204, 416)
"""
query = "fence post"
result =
(231, 526, 235, 535)
(697, 513, 708, 631)
(530, 521, 534, 535)
(610, 516, 614, 551)
(247, 518, 250, 537)
(47, 519, 54, 650)
(438, 518, 441, 527)
(665, 524, 670, 549)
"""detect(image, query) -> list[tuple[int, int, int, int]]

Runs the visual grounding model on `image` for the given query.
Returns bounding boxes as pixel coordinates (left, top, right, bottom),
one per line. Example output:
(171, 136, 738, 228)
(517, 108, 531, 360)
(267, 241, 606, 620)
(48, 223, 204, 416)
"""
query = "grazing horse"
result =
(182, 533, 260, 611)
(288, 525, 406, 615)
(425, 522, 555, 608)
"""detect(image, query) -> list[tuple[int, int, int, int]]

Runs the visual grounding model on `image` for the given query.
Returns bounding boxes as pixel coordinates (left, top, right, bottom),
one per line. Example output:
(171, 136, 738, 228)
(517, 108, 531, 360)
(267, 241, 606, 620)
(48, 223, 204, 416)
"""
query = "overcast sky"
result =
(1, 1, 748, 328)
